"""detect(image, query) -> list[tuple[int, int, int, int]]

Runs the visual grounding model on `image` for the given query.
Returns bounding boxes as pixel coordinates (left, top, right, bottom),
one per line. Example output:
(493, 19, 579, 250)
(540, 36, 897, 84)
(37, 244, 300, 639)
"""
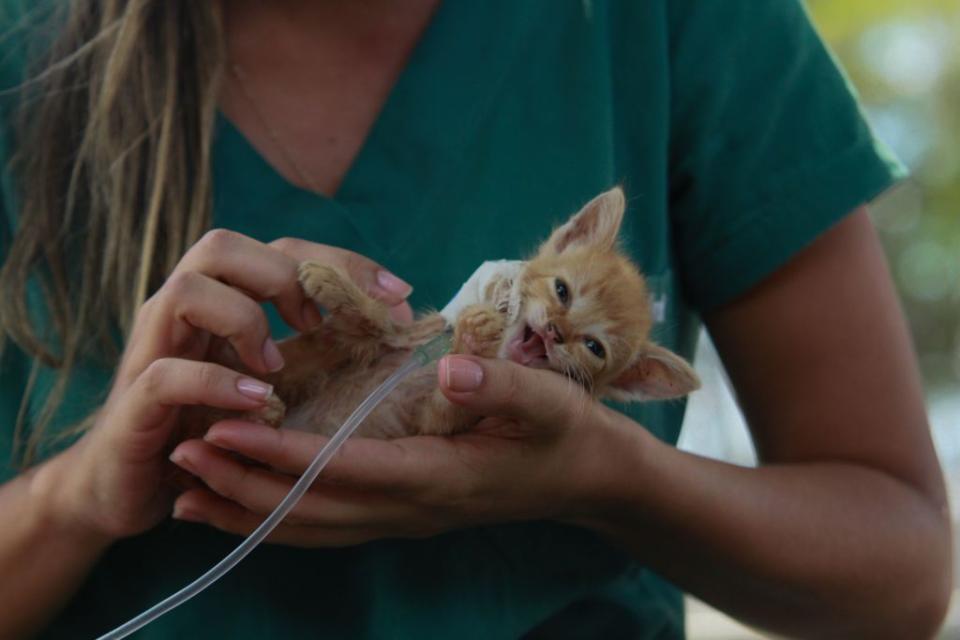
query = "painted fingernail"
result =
(236, 377, 273, 402)
(376, 270, 413, 298)
(169, 449, 197, 474)
(172, 503, 203, 523)
(262, 338, 285, 372)
(204, 432, 235, 450)
(442, 357, 484, 392)
(205, 420, 258, 445)
(300, 300, 324, 329)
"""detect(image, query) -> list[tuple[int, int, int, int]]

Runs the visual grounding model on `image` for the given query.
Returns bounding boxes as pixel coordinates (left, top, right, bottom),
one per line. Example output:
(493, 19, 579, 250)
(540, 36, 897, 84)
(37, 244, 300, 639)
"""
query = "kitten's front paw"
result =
(454, 304, 505, 357)
(241, 392, 286, 428)
(298, 262, 350, 305)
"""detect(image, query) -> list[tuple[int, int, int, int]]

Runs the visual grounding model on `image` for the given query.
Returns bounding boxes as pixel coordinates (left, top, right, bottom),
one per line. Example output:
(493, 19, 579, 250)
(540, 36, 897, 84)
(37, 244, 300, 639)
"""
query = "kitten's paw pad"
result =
(454, 306, 504, 357)
(298, 262, 342, 297)
(242, 393, 286, 428)
(298, 262, 355, 308)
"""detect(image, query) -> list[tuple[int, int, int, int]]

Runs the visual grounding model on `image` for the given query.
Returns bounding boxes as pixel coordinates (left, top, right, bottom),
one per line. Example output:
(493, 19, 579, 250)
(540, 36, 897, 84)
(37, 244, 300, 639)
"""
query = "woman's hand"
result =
(37, 230, 414, 544)
(167, 355, 615, 545)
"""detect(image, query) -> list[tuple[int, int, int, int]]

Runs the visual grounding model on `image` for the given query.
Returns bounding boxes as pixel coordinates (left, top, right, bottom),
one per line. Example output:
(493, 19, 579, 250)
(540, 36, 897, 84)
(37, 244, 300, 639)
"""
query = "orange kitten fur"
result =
(207, 188, 700, 438)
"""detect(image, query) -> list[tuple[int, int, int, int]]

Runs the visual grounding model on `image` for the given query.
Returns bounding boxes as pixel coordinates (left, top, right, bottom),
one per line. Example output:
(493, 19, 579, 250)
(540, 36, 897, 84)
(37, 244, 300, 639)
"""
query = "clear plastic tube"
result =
(97, 332, 452, 640)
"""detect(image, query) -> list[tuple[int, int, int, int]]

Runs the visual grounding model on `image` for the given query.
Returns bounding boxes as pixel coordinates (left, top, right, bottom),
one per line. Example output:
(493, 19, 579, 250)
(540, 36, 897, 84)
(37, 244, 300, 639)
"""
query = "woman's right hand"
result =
(34, 229, 413, 543)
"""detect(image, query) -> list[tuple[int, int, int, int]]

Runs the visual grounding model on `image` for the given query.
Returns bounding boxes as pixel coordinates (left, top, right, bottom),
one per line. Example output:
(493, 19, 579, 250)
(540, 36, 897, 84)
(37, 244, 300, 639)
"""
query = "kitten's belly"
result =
(282, 352, 439, 438)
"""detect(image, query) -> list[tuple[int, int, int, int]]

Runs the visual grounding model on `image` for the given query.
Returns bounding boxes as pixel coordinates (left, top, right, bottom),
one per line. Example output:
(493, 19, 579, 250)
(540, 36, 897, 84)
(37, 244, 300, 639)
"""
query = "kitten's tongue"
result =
(508, 325, 548, 367)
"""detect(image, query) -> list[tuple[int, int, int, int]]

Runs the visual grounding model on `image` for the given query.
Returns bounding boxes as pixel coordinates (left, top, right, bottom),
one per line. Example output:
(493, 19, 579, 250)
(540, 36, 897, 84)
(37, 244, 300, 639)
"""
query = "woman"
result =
(0, 0, 951, 638)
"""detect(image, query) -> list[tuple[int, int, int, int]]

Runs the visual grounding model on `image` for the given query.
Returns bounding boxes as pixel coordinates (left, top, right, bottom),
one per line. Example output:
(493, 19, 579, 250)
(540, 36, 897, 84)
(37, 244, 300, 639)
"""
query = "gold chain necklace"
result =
(229, 63, 324, 194)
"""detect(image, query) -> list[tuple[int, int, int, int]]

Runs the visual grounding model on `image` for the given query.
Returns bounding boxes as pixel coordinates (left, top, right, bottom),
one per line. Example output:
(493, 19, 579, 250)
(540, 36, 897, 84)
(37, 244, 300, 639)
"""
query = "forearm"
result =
(0, 447, 114, 638)
(568, 408, 952, 639)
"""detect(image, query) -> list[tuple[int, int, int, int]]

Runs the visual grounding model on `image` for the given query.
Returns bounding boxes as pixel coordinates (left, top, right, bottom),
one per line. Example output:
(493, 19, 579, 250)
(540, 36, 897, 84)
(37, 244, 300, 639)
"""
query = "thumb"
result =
(438, 355, 589, 426)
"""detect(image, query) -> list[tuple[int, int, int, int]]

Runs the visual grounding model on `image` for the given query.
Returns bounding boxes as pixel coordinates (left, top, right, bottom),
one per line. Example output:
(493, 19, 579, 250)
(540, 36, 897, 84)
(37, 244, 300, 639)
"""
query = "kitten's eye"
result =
(584, 337, 605, 359)
(555, 279, 570, 305)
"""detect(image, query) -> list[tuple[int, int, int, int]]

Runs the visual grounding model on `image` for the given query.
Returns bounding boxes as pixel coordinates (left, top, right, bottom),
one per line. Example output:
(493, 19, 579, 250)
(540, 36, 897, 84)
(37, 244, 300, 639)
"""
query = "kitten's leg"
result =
(299, 262, 393, 341)
(280, 263, 438, 407)
(299, 261, 447, 350)
(415, 303, 505, 435)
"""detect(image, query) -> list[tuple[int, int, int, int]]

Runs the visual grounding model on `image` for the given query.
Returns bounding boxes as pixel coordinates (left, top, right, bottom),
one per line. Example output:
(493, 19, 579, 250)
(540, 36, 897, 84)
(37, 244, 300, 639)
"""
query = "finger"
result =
(268, 237, 413, 306)
(388, 301, 415, 325)
(203, 421, 320, 473)
(108, 359, 273, 460)
(170, 439, 419, 526)
(438, 355, 591, 428)
(170, 439, 295, 514)
(176, 229, 315, 333)
(167, 466, 205, 493)
(172, 489, 385, 547)
(140, 271, 281, 375)
(106, 358, 272, 463)
(203, 421, 454, 493)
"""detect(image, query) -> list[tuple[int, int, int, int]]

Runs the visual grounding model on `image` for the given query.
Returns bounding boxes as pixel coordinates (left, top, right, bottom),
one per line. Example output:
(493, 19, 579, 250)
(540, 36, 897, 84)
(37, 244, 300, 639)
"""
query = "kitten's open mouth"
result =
(507, 324, 550, 368)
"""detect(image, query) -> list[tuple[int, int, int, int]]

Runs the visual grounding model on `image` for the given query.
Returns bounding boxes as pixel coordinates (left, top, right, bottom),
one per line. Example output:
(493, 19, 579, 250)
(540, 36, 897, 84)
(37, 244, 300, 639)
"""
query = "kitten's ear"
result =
(540, 187, 626, 255)
(605, 342, 700, 402)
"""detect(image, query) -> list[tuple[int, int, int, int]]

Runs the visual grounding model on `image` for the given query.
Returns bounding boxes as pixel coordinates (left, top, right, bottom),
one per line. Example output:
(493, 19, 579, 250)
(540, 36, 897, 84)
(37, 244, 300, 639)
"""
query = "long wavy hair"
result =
(0, 0, 225, 464)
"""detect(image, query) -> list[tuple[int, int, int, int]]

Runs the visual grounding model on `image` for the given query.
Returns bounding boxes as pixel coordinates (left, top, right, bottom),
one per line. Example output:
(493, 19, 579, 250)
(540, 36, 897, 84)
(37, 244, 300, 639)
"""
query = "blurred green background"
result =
(808, 0, 960, 396)
(682, 1, 960, 637)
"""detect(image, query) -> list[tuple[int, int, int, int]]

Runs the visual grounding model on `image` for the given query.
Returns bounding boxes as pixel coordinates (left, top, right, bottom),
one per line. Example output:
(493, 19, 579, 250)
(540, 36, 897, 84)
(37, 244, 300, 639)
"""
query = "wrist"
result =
(556, 404, 662, 531)
(29, 444, 118, 553)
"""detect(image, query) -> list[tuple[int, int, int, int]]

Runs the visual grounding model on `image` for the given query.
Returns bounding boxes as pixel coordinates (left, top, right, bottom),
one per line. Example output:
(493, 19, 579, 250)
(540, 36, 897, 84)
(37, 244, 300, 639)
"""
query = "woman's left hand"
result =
(168, 355, 619, 545)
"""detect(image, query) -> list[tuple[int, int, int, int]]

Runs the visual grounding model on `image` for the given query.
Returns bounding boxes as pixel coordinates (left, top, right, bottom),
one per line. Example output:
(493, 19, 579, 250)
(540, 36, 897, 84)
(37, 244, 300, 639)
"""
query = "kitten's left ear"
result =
(540, 187, 626, 255)
(604, 342, 700, 402)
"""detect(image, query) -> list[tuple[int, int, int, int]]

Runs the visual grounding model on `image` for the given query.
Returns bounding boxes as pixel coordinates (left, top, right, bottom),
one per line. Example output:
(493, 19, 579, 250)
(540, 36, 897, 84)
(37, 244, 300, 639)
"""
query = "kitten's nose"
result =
(546, 323, 564, 344)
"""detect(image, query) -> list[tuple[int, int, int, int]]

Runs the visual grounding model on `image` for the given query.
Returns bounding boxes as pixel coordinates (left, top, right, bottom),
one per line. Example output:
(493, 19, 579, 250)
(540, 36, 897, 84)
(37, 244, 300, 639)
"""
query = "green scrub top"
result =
(0, 1, 903, 638)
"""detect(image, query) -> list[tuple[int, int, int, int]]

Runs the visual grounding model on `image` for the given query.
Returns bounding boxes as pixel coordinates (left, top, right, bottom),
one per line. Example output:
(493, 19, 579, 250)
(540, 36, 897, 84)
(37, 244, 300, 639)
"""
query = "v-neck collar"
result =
(212, 1, 535, 258)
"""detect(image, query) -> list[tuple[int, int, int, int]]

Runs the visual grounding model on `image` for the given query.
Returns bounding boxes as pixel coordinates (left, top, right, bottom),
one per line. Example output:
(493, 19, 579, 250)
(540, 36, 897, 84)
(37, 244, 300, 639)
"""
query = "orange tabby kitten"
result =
(243, 187, 699, 438)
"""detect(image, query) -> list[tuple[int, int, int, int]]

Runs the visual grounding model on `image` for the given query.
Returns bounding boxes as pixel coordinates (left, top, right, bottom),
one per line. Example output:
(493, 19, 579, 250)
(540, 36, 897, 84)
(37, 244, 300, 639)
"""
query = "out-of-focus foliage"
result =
(807, 0, 960, 392)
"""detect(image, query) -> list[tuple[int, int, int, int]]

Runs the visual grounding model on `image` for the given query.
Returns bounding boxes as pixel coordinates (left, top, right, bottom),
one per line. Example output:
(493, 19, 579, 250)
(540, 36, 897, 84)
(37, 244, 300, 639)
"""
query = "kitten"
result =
(245, 187, 699, 438)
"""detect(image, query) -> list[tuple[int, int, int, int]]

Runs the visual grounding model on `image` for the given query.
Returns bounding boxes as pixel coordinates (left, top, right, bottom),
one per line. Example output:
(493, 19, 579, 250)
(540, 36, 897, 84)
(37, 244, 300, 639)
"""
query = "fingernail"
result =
(442, 357, 484, 392)
(205, 424, 251, 448)
(389, 303, 414, 325)
(376, 270, 413, 298)
(300, 300, 324, 329)
(169, 450, 197, 475)
(262, 338, 285, 372)
(236, 377, 273, 402)
(172, 503, 203, 523)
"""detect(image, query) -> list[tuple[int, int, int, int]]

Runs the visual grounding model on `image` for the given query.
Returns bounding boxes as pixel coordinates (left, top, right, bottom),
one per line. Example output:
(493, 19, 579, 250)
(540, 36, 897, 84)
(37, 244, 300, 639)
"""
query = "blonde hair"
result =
(0, 0, 225, 463)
